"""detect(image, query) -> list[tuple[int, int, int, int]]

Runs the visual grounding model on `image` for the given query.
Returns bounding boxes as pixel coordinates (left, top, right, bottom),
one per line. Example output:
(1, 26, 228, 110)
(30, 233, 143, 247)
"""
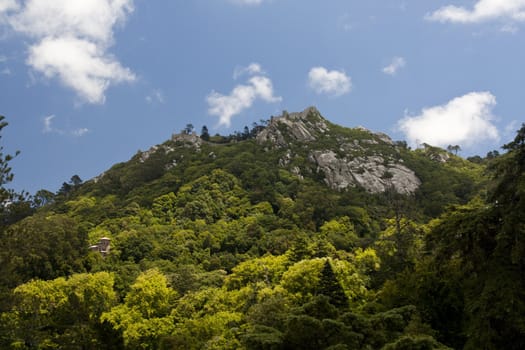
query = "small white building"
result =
(89, 237, 111, 257)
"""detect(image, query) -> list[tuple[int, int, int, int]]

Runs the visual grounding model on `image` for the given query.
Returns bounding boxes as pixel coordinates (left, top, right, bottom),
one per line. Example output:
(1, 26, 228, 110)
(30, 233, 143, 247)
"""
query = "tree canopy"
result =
(0, 116, 522, 349)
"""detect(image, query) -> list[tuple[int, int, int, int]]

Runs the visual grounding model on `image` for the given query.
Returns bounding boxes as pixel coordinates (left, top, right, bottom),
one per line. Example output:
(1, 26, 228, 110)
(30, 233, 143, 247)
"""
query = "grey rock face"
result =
(171, 132, 202, 150)
(257, 107, 421, 194)
(309, 151, 420, 194)
(139, 145, 159, 163)
(256, 106, 328, 147)
(374, 132, 395, 146)
(429, 151, 450, 163)
(139, 133, 202, 164)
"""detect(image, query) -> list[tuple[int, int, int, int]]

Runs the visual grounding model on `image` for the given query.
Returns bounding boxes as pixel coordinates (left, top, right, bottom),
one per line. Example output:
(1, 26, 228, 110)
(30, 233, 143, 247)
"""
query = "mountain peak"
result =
(256, 106, 329, 147)
(94, 107, 421, 196)
(257, 107, 420, 194)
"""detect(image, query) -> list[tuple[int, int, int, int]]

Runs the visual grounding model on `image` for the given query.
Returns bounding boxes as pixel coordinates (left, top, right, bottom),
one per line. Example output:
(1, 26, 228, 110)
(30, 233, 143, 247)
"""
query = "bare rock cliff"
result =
(309, 151, 420, 194)
(257, 107, 421, 194)
(256, 107, 329, 146)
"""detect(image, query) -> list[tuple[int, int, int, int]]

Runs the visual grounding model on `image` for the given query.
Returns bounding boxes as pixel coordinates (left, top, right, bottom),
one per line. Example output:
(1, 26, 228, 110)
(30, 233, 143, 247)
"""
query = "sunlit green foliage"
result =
(1, 115, 521, 349)
(1, 272, 119, 349)
(102, 269, 177, 349)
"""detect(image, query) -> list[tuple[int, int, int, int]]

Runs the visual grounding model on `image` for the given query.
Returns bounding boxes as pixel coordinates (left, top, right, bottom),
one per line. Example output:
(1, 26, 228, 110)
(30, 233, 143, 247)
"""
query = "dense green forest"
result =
(0, 109, 523, 349)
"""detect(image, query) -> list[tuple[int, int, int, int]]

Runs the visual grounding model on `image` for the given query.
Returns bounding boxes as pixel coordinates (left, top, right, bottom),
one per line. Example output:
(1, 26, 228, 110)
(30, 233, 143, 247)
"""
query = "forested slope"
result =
(0, 109, 522, 349)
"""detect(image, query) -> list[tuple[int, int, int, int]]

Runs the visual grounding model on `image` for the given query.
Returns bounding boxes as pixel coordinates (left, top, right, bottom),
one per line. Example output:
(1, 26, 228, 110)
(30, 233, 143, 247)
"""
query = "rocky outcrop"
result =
(138, 133, 202, 164)
(256, 107, 329, 147)
(309, 151, 420, 194)
(105, 107, 421, 195)
(171, 132, 202, 150)
(256, 107, 421, 194)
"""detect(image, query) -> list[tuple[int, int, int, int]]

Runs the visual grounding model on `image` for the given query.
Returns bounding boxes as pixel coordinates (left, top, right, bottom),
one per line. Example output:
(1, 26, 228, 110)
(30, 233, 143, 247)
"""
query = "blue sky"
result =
(1, 0, 524, 194)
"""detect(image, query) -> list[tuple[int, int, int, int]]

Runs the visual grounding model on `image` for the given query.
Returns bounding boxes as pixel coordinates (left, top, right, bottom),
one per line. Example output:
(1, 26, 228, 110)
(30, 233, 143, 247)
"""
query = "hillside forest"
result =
(0, 109, 524, 350)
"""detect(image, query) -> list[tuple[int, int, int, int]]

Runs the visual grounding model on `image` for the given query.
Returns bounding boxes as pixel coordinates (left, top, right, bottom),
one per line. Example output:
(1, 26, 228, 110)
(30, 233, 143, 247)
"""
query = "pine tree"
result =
(0, 116, 26, 227)
(200, 125, 210, 141)
(317, 260, 348, 308)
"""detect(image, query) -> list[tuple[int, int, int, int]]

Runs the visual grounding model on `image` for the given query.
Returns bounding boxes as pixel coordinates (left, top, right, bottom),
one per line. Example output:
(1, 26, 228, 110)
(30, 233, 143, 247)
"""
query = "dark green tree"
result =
(57, 181, 72, 196)
(33, 189, 56, 208)
(183, 123, 194, 134)
(317, 260, 348, 308)
(200, 125, 210, 141)
(57, 175, 83, 197)
(0, 116, 19, 197)
(243, 126, 250, 140)
(70, 174, 83, 187)
(415, 125, 525, 349)
(486, 150, 500, 159)
(490, 123, 525, 207)
(0, 116, 25, 227)
(446, 145, 461, 155)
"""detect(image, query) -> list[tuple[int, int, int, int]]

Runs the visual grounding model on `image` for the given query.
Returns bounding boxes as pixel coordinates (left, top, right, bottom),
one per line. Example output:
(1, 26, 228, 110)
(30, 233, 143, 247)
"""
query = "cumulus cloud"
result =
(233, 63, 264, 79)
(207, 64, 281, 127)
(398, 92, 500, 148)
(308, 67, 351, 96)
(426, 0, 525, 23)
(382, 57, 406, 75)
(2, 0, 135, 104)
(0, 0, 18, 13)
(29, 36, 134, 104)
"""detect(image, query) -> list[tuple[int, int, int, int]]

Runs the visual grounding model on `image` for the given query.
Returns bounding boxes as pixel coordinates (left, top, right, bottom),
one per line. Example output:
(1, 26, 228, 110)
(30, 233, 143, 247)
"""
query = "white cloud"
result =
(2, 0, 135, 104)
(0, 0, 18, 13)
(1, 67, 10, 75)
(8, 0, 133, 42)
(207, 65, 281, 127)
(308, 67, 351, 96)
(426, 0, 525, 23)
(28, 36, 134, 104)
(233, 63, 264, 79)
(42, 114, 55, 134)
(72, 128, 89, 137)
(398, 92, 500, 148)
(382, 57, 406, 75)
(248, 76, 281, 102)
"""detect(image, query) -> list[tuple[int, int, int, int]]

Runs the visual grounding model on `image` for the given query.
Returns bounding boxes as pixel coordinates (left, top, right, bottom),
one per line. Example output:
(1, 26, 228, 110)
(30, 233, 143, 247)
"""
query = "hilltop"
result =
(2, 108, 521, 350)
(79, 107, 483, 218)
